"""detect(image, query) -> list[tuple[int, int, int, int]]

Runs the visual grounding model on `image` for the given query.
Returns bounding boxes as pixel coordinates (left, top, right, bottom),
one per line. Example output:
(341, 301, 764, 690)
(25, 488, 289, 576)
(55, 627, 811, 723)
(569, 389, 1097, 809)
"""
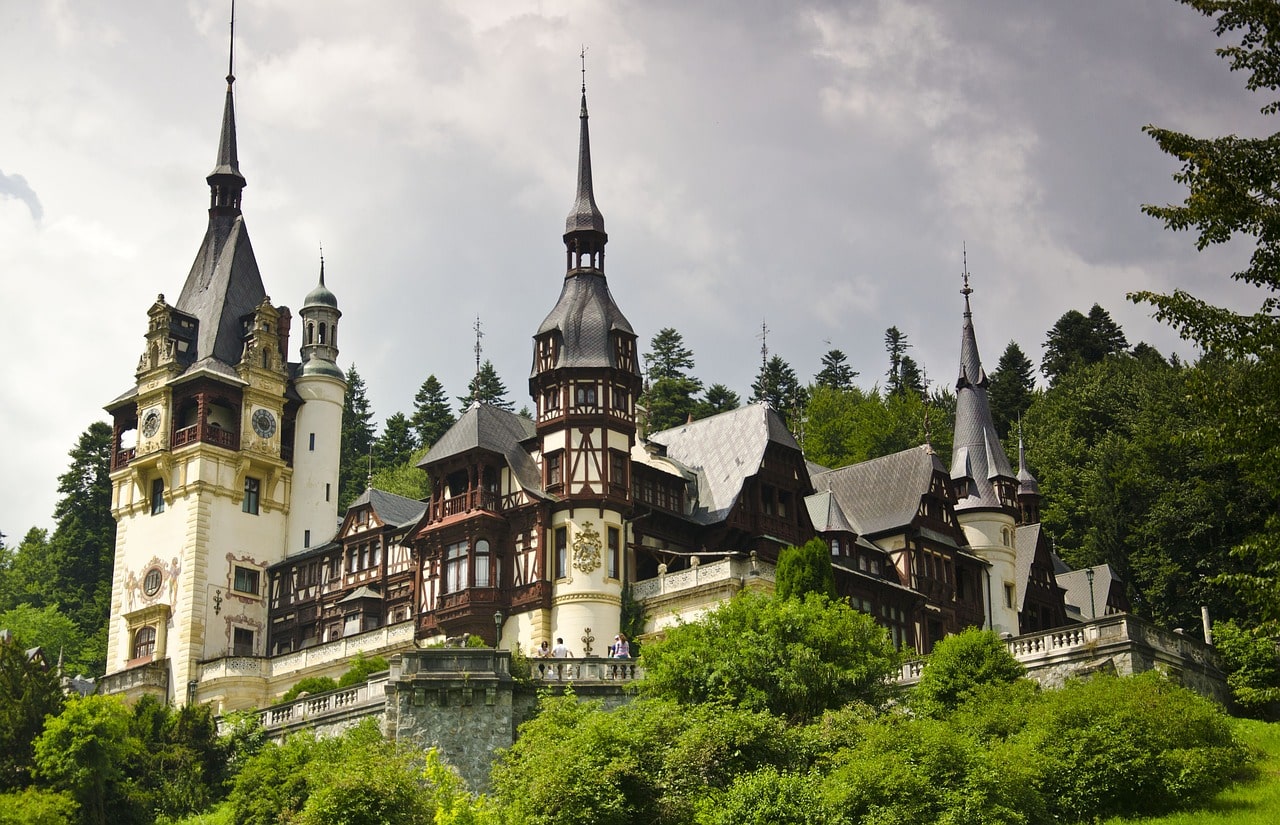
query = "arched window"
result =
(319, 323, 327, 344)
(475, 539, 491, 587)
(133, 626, 156, 660)
(306, 322, 314, 344)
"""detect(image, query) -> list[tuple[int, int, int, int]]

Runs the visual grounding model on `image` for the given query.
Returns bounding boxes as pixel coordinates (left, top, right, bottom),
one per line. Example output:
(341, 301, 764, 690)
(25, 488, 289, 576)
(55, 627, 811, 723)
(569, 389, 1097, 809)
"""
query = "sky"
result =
(0, 0, 1272, 538)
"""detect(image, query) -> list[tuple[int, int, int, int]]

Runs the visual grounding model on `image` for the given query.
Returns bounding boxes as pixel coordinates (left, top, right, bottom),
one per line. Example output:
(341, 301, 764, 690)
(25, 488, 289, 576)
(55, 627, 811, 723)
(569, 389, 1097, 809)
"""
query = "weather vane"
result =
(580, 45, 588, 93)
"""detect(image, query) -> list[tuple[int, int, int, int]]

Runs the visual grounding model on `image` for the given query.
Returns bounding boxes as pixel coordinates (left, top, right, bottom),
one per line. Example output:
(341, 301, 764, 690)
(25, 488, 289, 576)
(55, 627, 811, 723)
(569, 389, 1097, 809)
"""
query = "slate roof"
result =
(349, 487, 426, 529)
(950, 293, 1016, 511)
(1014, 522, 1042, 611)
(565, 91, 606, 237)
(175, 216, 267, 367)
(1056, 564, 1122, 620)
(804, 489, 860, 534)
(420, 403, 545, 497)
(534, 271, 637, 372)
(812, 445, 946, 538)
(647, 403, 800, 526)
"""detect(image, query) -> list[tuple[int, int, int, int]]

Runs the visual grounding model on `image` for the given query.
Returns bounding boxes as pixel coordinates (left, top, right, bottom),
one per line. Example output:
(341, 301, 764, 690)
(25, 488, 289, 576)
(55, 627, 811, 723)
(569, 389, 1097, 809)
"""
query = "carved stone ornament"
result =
(572, 521, 602, 574)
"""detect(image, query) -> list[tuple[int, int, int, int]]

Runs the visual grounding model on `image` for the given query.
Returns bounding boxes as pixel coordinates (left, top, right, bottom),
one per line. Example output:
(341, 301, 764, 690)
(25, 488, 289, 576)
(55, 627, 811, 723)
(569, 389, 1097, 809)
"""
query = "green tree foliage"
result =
(774, 538, 837, 601)
(1023, 354, 1269, 627)
(369, 451, 431, 501)
(986, 340, 1036, 439)
(280, 676, 338, 703)
(0, 632, 64, 792)
(0, 528, 54, 613)
(813, 349, 857, 391)
(374, 412, 417, 470)
(338, 652, 389, 688)
(1134, 1, 1280, 627)
(228, 719, 454, 825)
(33, 696, 139, 825)
(0, 604, 90, 677)
(694, 383, 740, 420)
(695, 766, 827, 825)
(1212, 619, 1280, 720)
(491, 696, 801, 825)
(750, 355, 806, 428)
(409, 374, 455, 449)
(340, 365, 377, 510)
(911, 628, 1026, 718)
(1040, 304, 1129, 384)
(639, 592, 899, 722)
(458, 360, 513, 411)
(802, 385, 954, 469)
(0, 787, 79, 825)
(883, 327, 925, 397)
(642, 329, 703, 432)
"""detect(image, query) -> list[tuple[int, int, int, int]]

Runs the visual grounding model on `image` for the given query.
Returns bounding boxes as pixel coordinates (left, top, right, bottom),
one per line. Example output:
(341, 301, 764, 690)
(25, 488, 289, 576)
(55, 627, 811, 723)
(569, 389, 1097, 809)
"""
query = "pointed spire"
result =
(564, 47, 607, 256)
(956, 248, 987, 391)
(208, 1, 245, 213)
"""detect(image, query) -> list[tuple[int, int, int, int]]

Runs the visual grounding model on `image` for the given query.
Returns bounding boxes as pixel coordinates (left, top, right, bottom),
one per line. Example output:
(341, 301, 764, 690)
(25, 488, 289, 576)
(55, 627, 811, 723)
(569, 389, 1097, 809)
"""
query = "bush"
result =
(0, 787, 78, 825)
(280, 676, 338, 703)
(912, 628, 1026, 718)
(775, 538, 837, 600)
(695, 767, 828, 825)
(338, 653, 389, 688)
(1014, 672, 1246, 821)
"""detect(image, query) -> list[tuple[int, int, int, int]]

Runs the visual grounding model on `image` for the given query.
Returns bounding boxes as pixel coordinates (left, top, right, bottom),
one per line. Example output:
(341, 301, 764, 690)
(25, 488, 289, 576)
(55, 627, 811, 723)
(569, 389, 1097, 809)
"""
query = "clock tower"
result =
(529, 78, 642, 648)
(101, 55, 342, 706)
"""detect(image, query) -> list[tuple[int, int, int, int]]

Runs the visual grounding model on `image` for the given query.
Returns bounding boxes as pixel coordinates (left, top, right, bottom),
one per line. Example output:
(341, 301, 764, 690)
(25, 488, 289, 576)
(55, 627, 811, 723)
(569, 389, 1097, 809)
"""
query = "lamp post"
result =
(187, 679, 199, 707)
(493, 611, 503, 647)
(1085, 567, 1096, 620)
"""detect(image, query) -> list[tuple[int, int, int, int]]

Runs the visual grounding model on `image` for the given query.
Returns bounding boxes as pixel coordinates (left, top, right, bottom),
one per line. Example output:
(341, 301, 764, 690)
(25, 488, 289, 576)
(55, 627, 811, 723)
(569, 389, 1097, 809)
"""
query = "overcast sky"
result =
(0, 0, 1271, 538)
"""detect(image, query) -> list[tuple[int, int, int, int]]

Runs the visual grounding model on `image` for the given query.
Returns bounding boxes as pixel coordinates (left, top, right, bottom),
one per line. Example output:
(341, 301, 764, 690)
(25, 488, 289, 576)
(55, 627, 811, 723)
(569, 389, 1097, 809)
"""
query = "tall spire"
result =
(208, 0, 245, 214)
(564, 47, 607, 270)
(949, 254, 1016, 511)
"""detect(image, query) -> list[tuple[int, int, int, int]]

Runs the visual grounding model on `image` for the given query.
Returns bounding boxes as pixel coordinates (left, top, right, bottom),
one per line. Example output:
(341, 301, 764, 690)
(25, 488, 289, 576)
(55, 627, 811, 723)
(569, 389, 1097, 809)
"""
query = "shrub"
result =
(695, 767, 829, 825)
(280, 676, 338, 704)
(775, 538, 837, 600)
(338, 653, 389, 688)
(912, 628, 1026, 718)
(0, 787, 79, 825)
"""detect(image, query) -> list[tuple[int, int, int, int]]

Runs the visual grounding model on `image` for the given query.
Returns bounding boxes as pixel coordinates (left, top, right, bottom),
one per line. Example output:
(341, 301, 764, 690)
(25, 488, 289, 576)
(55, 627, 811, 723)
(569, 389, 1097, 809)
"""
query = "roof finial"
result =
(227, 0, 236, 86)
(961, 242, 973, 317)
(758, 319, 769, 371)
(319, 242, 325, 285)
(580, 45, 588, 94)
(473, 316, 484, 378)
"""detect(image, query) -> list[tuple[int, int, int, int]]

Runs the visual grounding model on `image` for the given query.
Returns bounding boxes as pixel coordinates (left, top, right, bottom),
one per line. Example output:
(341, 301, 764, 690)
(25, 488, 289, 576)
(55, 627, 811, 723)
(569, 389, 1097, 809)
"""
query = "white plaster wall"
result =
(288, 374, 345, 554)
(959, 512, 1019, 634)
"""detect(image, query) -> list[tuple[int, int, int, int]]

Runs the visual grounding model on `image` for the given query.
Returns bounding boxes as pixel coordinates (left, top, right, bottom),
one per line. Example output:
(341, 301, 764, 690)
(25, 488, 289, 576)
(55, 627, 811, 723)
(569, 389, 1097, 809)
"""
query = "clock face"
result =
(252, 408, 277, 439)
(141, 409, 161, 438)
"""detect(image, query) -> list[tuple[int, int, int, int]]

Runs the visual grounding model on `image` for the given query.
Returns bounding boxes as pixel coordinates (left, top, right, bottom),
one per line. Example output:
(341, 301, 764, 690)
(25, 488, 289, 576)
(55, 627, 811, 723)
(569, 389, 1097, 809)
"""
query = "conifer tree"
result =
(339, 365, 376, 508)
(1041, 304, 1129, 385)
(750, 355, 806, 428)
(373, 412, 417, 471)
(641, 328, 703, 432)
(695, 383, 741, 419)
(987, 341, 1036, 439)
(458, 360, 513, 410)
(814, 349, 858, 391)
(884, 327, 917, 396)
(409, 375, 455, 449)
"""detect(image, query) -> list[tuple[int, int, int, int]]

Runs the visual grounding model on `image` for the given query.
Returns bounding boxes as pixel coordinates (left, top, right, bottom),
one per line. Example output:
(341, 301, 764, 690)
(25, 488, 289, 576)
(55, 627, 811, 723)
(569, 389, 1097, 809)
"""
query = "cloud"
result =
(0, 170, 44, 222)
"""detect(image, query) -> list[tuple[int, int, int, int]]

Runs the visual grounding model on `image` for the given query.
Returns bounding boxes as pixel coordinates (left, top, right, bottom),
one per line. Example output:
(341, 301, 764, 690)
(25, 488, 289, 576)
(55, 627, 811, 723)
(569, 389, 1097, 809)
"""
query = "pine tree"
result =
(750, 355, 807, 427)
(458, 360, 513, 410)
(987, 341, 1036, 438)
(1042, 304, 1129, 384)
(409, 375, 455, 449)
(374, 412, 417, 471)
(898, 355, 925, 398)
(814, 349, 858, 391)
(641, 329, 703, 432)
(695, 383, 741, 419)
(340, 364, 376, 508)
(884, 327, 912, 396)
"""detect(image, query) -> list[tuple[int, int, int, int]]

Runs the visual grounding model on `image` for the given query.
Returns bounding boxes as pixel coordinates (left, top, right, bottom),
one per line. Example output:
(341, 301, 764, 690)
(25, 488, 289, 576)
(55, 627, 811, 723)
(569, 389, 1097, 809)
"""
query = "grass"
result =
(1104, 719, 1280, 825)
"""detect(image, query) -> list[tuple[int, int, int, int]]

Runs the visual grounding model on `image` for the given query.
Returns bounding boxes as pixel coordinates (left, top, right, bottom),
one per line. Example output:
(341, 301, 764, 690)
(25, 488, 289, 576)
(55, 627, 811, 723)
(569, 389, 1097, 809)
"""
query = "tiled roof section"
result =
(1056, 564, 1122, 620)
(534, 272, 637, 372)
(420, 403, 544, 497)
(804, 489, 860, 534)
(1014, 522, 1042, 611)
(174, 215, 267, 367)
(647, 403, 800, 525)
(1017, 436, 1041, 496)
(348, 487, 426, 529)
(950, 296, 1015, 510)
(812, 445, 945, 538)
(338, 585, 382, 604)
(565, 91, 606, 236)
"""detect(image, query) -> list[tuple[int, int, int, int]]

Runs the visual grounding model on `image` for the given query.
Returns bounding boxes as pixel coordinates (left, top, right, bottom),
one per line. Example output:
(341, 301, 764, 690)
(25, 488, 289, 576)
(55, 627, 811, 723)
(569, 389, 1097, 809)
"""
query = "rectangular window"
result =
(309, 432, 316, 451)
(546, 453, 563, 487)
(243, 477, 260, 514)
(1004, 583, 1016, 609)
(232, 627, 255, 657)
(150, 478, 165, 515)
(610, 452, 626, 488)
(608, 527, 620, 580)
(325, 482, 331, 502)
(555, 527, 568, 579)
(233, 565, 260, 595)
(304, 529, 311, 548)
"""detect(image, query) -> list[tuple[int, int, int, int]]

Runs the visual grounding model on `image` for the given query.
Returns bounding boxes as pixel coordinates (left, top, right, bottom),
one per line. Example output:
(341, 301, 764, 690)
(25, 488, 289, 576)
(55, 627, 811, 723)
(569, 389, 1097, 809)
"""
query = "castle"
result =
(99, 49, 1124, 711)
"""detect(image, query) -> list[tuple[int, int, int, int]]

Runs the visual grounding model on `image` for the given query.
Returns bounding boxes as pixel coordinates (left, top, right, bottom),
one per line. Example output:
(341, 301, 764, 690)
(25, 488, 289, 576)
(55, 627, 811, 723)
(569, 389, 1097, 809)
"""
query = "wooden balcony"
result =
(430, 490, 501, 522)
(172, 422, 239, 451)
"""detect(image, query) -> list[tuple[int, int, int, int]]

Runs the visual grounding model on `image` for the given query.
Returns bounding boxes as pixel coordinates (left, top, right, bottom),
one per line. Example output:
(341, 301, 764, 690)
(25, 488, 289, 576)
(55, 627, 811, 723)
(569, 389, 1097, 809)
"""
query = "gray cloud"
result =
(0, 169, 43, 222)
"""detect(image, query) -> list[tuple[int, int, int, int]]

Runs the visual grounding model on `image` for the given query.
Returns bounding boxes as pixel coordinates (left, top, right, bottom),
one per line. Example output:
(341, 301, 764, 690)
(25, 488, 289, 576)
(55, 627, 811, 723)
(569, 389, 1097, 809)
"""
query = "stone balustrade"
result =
(630, 555, 775, 600)
(97, 659, 168, 697)
(199, 619, 416, 686)
(258, 674, 390, 735)
(529, 657, 644, 683)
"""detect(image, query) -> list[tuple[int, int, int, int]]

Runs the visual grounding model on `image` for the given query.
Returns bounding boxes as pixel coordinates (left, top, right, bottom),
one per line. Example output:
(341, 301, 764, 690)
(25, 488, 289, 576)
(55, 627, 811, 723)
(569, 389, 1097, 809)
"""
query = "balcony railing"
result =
(173, 423, 239, 451)
(631, 555, 775, 600)
(259, 674, 389, 732)
(432, 490, 500, 521)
